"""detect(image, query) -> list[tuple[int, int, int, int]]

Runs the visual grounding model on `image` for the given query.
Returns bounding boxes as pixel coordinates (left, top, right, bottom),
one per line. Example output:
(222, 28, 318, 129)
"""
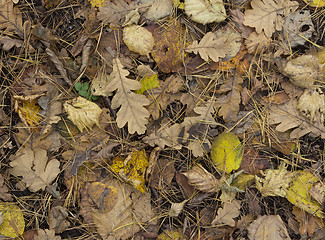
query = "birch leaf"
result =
(106, 58, 150, 134)
(64, 96, 102, 133)
(243, 0, 299, 38)
(186, 32, 230, 62)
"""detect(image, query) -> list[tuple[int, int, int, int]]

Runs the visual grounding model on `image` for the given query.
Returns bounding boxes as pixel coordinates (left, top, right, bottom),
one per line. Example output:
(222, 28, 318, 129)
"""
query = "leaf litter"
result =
(1, 0, 325, 239)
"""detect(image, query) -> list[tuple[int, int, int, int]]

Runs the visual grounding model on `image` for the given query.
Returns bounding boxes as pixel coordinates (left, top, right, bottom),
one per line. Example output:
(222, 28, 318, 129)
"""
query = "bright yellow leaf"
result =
(135, 74, 160, 94)
(89, 0, 105, 7)
(286, 171, 323, 218)
(303, 0, 325, 7)
(14, 95, 43, 128)
(111, 149, 148, 193)
(0, 203, 25, 238)
(158, 228, 187, 240)
(210, 132, 243, 173)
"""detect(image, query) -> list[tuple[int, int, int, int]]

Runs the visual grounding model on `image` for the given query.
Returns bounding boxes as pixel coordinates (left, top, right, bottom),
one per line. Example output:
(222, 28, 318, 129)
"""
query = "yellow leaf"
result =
(135, 74, 160, 94)
(111, 149, 148, 193)
(87, 182, 118, 212)
(0, 203, 25, 238)
(210, 132, 243, 173)
(158, 228, 187, 240)
(303, 0, 325, 7)
(14, 95, 43, 128)
(286, 171, 323, 218)
(89, 0, 105, 7)
(63, 96, 102, 132)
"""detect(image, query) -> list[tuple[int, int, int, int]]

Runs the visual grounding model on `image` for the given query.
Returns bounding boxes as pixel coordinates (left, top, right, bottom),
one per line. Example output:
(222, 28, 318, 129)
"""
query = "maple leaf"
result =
(186, 32, 230, 62)
(211, 200, 241, 227)
(215, 75, 243, 122)
(9, 147, 60, 192)
(106, 58, 150, 134)
(243, 0, 299, 38)
(269, 99, 325, 139)
(63, 96, 102, 133)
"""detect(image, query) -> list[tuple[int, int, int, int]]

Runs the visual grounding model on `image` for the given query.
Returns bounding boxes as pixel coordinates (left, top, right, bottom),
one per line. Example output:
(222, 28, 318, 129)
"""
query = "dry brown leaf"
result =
(293, 206, 324, 237)
(148, 158, 175, 190)
(63, 96, 102, 133)
(247, 215, 291, 240)
(0, 174, 12, 201)
(169, 200, 187, 217)
(211, 200, 241, 227)
(243, 0, 298, 38)
(105, 58, 150, 134)
(269, 99, 325, 139)
(9, 147, 60, 192)
(245, 31, 272, 54)
(0, 0, 23, 36)
(145, 0, 173, 20)
(34, 229, 61, 240)
(186, 32, 231, 62)
(215, 75, 243, 122)
(0, 35, 23, 51)
(48, 206, 70, 234)
(91, 67, 113, 97)
(182, 164, 220, 193)
(230, 9, 254, 38)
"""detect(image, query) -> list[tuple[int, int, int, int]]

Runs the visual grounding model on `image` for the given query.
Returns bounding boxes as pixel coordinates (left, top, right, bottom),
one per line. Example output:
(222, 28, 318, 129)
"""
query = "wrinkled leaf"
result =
(0, 203, 25, 238)
(211, 200, 241, 227)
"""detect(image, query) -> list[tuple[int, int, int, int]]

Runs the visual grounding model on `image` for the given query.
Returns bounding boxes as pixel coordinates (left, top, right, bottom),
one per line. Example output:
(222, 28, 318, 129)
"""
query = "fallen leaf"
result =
(10, 147, 60, 192)
(111, 149, 149, 193)
(106, 58, 150, 134)
(89, 0, 105, 7)
(34, 229, 61, 240)
(182, 164, 220, 193)
(149, 158, 175, 190)
(243, 0, 299, 38)
(168, 200, 187, 217)
(0, 174, 12, 201)
(0, 0, 23, 36)
(123, 25, 155, 57)
(184, 0, 226, 24)
(0, 203, 25, 238)
(247, 215, 291, 240)
(145, 0, 173, 20)
(229, 9, 254, 38)
(245, 31, 272, 54)
(286, 170, 323, 218)
(135, 74, 160, 95)
(211, 200, 241, 227)
(255, 163, 295, 197)
(186, 32, 230, 62)
(157, 228, 187, 240)
(302, 0, 325, 7)
(48, 206, 70, 234)
(150, 21, 186, 73)
(64, 96, 102, 133)
(87, 182, 118, 212)
(215, 75, 243, 122)
(210, 132, 243, 173)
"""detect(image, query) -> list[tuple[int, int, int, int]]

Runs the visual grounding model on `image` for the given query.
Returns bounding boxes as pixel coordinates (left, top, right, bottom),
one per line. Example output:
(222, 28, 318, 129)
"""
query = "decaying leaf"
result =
(247, 215, 291, 240)
(243, 0, 299, 38)
(157, 228, 187, 240)
(145, 0, 173, 20)
(10, 147, 60, 192)
(293, 206, 324, 237)
(211, 132, 243, 173)
(48, 206, 70, 234)
(111, 149, 148, 193)
(105, 58, 150, 134)
(245, 31, 272, 54)
(0, 203, 25, 238)
(168, 200, 187, 217)
(182, 164, 220, 193)
(286, 171, 323, 218)
(34, 229, 61, 240)
(255, 163, 295, 197)
(123, 25, 155, 57)
(211, 200, 241, 227)
(89, 178, 155, 239)
(86, 182, 118, 212)
(215, 75, 243, 122)
(297, 88, 325, 123)
(64, 96, 102, 133)
(135, 74, 160, 95)
(184, 0, 226, 24)
(186, 32, 230, 62)
(283, 55, 322, 88)
(150, 22, 186, 73)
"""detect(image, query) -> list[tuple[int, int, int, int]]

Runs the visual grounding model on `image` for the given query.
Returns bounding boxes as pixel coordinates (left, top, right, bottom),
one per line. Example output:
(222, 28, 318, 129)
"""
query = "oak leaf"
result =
(186, 32, 230, 62)
(106, 58, 150, 134)
(63, 96, 102, 133)
(9, 147, 60, 192)
(269, 99, 325, 139)
(215, 75, 243, 122)
(211, 200, 241, 227)
(243, 0, 298, 38)
(0, 0, 23, 36)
